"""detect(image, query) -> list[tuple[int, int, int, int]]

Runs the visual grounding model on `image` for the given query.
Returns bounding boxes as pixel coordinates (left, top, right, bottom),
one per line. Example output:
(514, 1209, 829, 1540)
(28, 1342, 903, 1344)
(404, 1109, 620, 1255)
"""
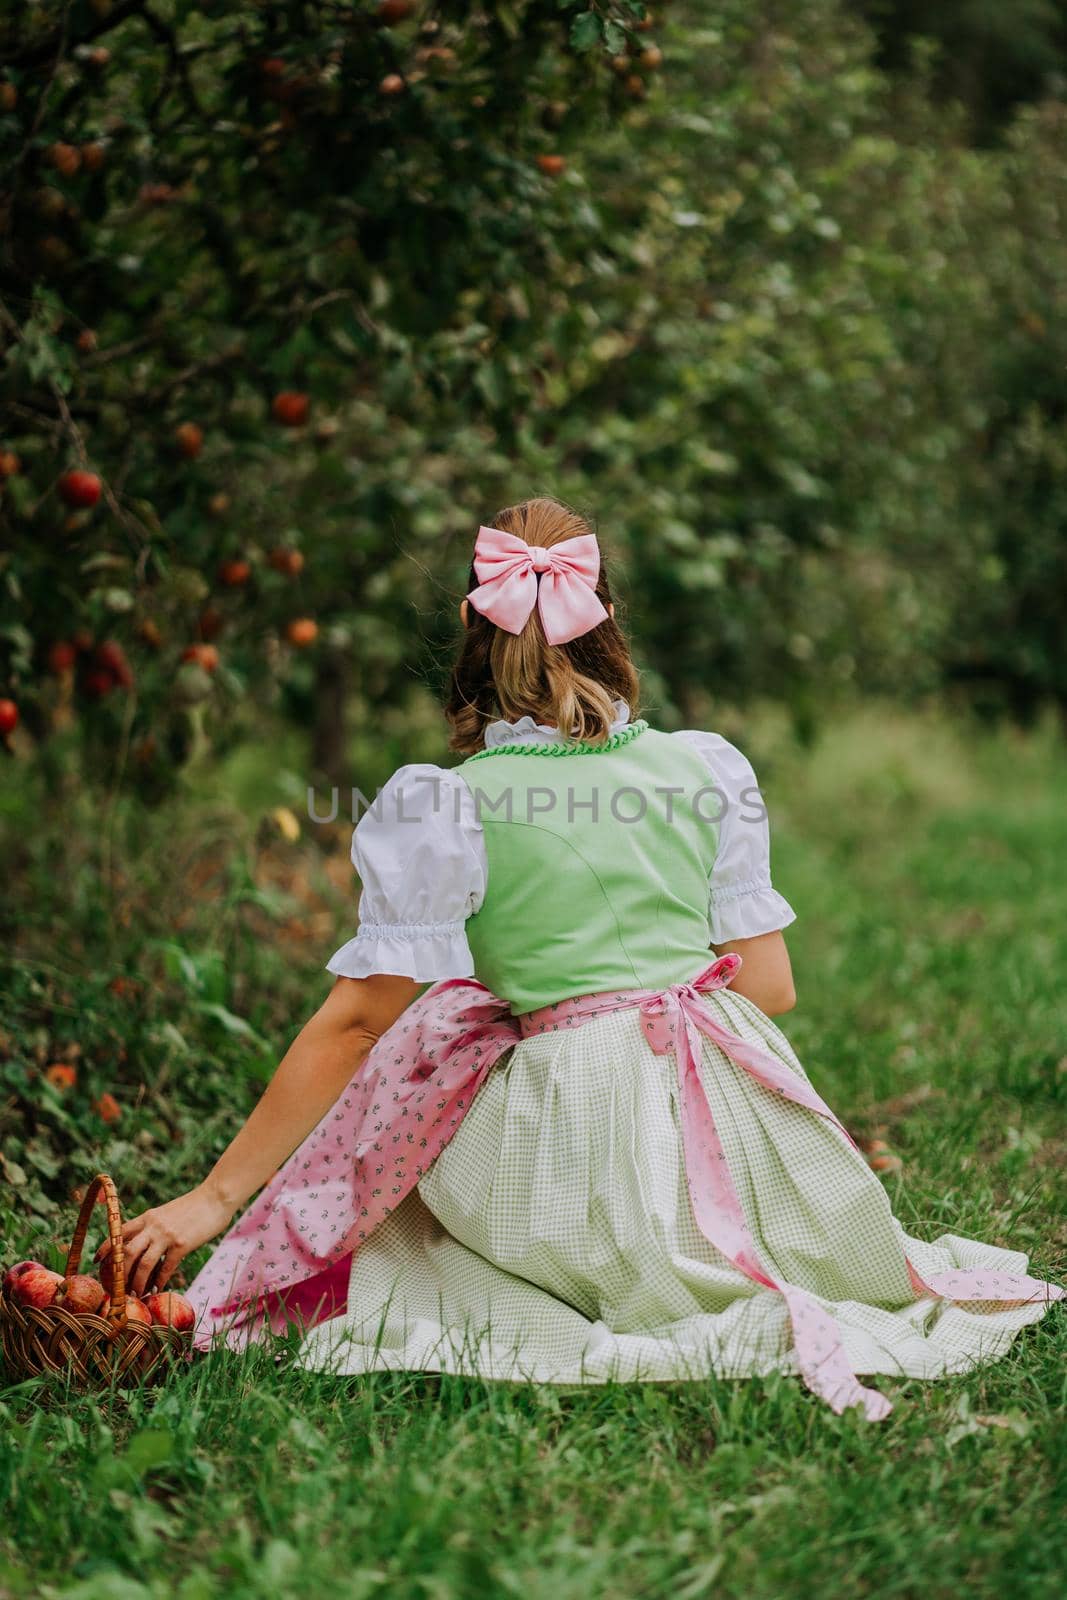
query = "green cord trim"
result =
(467, 719, 649, 762)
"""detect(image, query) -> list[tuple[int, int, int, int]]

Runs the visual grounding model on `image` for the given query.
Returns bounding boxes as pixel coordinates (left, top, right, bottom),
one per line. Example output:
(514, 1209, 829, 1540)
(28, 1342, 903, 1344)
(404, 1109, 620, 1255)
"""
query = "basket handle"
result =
(64, 1171, 127, 1324)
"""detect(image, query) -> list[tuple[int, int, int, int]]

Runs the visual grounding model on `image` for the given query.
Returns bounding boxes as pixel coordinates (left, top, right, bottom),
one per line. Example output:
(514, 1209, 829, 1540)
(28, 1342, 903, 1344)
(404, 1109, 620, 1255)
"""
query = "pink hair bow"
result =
(466, 525, 609, 646)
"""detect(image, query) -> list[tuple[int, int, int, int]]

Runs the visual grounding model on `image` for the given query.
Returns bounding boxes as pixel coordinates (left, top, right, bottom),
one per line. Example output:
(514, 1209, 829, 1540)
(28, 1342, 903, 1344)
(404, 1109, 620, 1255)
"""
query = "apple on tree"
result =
(175, 421, 204, 460)
(271, 391, 310, 427)
(269, 547, 305, 576)
(219, 558, 252, 587)
(48, 640, 77, 674)
(181, 643, 220, 673)
(286, 617, 318, 648)
(58, 470, 101, 509)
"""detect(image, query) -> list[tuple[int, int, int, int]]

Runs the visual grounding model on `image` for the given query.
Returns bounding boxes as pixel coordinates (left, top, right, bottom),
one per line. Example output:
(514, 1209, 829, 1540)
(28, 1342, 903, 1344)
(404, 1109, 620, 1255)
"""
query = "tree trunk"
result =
(311, 645, 349, 788)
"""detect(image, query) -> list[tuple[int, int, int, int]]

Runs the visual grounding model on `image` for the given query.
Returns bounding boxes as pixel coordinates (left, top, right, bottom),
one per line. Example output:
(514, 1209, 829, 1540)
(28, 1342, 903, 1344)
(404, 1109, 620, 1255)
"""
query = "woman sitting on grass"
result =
(99, 496, 1062, 1420)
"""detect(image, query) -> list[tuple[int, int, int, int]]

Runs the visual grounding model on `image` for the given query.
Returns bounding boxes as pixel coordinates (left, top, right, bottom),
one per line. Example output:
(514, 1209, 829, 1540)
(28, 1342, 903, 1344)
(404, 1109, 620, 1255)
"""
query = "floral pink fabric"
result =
(187, 958, 1062, 1418)
(186, 979, 520, 1352)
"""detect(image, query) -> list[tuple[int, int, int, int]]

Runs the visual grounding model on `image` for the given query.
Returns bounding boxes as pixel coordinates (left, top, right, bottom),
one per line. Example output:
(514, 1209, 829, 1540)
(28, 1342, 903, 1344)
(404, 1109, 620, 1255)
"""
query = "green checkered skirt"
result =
(295, 989, 1055, 1384)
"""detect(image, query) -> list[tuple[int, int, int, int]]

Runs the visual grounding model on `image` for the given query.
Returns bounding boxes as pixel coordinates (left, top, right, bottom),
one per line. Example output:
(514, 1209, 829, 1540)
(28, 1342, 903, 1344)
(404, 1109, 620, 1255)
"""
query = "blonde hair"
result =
(445, 497, 640, 755)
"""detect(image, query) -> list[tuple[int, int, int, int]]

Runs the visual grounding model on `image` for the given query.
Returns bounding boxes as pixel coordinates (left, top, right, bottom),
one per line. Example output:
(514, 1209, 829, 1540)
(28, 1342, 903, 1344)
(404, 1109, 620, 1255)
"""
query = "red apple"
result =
(83, 668, 115, 700)
(0, 699, 18, 736)
(121, 1295, 152, 1326)
(268, 547, 305, 576)
(10, 1267, 64, 1308)
(137, 181, 176, 206)
(378, 74, 406, 98)
(145, 1291, 195, 1331)
(271, 391, 310, 427)
(95, 639, 133, 689)
(181, 643, 219, 673)
(55, 1274, 107, 1315)
(196, 607, 224, 641)
(58, 470, 102, 508)
(175, 421, 203, 459)
(48, 141, 81, 177)
(94, 1092, 121, 1124)
(3, 1260, 45, 1295)
(377, 0, 414, 22)
(48, 639, 77, 673)
(536, 154, 566, 177)
(218, 557, 251, 587)
(285, 617, 318, 648)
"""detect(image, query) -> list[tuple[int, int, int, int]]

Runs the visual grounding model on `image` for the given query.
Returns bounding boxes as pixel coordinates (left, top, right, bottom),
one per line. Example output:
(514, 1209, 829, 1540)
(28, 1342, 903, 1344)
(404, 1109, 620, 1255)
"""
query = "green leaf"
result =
(121, 1429, 175, 1479)
(197, 1002, 271, 1053)
(569, 11, 602, 51)
(603, 20, 628, 54)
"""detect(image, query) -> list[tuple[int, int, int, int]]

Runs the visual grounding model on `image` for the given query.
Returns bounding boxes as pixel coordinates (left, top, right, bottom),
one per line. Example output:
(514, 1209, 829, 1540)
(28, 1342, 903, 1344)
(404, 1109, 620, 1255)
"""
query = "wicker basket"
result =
(0, 1172, 192, 1384)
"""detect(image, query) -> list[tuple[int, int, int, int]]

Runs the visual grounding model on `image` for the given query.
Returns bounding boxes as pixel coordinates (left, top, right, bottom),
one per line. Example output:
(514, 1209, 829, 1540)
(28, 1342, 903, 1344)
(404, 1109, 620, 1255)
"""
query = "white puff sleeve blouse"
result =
(325, 763, 486, 983)
(671, 729, 797, 944)
(325, 721, 796, 983)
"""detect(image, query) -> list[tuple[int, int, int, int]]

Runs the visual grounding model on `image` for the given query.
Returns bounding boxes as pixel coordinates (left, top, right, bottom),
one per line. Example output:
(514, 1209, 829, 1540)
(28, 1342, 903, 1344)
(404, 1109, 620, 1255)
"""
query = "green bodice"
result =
(457, 723, 721, 1014)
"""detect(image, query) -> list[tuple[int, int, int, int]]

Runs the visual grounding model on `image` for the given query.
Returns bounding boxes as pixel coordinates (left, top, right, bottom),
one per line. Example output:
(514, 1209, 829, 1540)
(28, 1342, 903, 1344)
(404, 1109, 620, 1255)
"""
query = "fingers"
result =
(87, 1205, 191, 1298)
(153, 1245, 184, 1293)
(123, 1233, 168, 1298)
(94, 1211, 147, 1264)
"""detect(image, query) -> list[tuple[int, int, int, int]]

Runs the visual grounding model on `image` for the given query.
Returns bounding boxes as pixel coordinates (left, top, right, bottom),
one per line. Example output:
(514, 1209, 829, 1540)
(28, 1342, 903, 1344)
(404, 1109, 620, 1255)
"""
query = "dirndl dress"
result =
(187, 711, 1063, 1420)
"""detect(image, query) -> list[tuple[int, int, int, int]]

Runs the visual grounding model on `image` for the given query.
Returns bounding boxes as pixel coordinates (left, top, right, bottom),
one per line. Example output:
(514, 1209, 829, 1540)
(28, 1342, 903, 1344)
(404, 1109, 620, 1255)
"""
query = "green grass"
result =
(1, 701, 1065, 1599)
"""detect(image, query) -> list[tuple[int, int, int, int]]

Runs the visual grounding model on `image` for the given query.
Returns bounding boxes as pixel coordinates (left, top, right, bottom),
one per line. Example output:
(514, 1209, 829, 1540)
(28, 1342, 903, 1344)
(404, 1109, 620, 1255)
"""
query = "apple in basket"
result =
(144, 1292, 195, 1332)
(3, 1260, 45, 1295)
(7, 1265, 64, 1308)
(54, 1274, 107, 1315)
(120, 1296, 153, 1326)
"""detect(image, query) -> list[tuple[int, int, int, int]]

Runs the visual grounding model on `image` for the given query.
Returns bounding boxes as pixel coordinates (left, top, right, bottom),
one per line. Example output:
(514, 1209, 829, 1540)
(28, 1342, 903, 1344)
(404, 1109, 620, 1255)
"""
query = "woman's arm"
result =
(96, 972, 421, 1296)
(712, 930, 796, 1016)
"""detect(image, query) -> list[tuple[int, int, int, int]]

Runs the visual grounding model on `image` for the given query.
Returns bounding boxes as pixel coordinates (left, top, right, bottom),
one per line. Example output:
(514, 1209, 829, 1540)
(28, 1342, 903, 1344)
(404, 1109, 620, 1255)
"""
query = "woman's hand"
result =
(94, 1183, 236, 1298)
(89, 976, 421, 1302)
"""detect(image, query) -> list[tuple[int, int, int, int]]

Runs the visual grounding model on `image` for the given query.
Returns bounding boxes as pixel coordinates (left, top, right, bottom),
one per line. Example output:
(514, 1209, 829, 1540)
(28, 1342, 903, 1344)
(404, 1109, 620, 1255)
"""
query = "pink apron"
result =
(186, 955, 1061, 1420)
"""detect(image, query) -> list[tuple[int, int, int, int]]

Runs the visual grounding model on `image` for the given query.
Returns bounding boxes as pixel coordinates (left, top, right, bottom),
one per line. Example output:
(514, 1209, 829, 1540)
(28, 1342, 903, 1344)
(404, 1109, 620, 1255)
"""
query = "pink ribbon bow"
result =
(466, 524, 609, 645)
(521, 953, 1062, 1422)
(636, 956, 894, 1421)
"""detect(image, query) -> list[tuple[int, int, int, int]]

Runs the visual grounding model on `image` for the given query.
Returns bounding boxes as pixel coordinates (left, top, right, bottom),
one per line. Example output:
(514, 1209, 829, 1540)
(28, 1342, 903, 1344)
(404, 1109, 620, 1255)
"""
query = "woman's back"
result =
(325, 711, 796, 1015)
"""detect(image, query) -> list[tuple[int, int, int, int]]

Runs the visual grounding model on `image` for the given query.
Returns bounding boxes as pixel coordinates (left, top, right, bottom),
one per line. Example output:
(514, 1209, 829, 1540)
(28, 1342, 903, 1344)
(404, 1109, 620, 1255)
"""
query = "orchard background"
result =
(4, 0, 1067, 778)
(1, 6, 1066, 1599)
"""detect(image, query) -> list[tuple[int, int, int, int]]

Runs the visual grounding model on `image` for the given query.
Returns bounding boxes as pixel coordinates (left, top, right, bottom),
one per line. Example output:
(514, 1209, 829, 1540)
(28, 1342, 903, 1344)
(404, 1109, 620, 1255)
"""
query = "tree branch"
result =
(0, 0, 146, 72)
